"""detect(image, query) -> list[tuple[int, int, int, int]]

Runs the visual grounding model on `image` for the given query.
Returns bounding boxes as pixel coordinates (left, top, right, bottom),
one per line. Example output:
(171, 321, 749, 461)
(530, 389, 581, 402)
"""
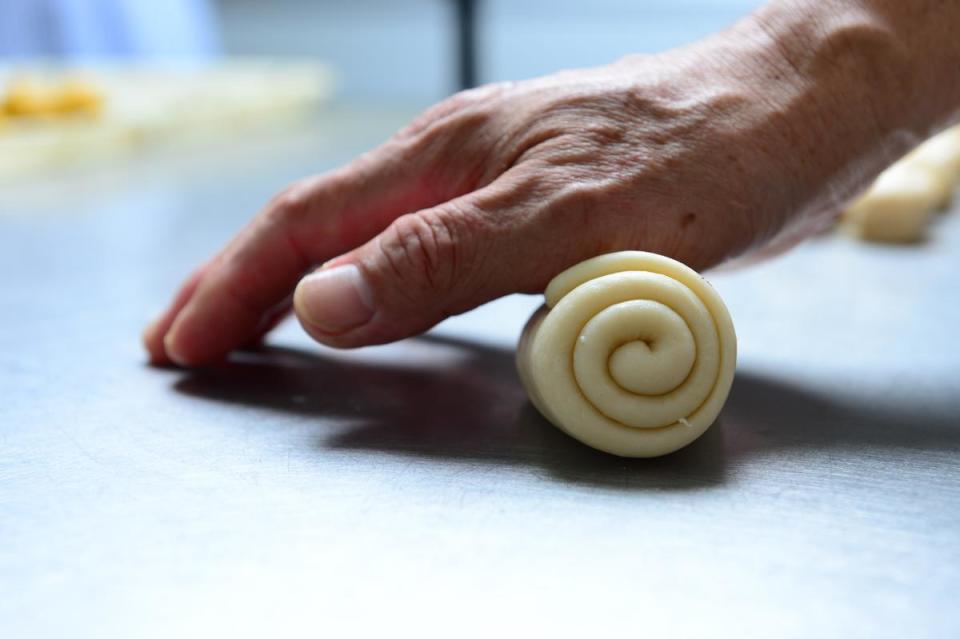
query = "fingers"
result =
(151, 142, 456, 366)
(291, 179, 559, 348)
(240, 296, 293, 350)
(143, 261, 213, 365)
(143, 85, 527, 365)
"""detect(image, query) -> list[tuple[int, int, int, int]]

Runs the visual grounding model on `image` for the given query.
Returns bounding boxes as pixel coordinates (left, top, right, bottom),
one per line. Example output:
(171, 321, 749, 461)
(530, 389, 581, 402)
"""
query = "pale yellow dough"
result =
(904, 127, 960, 190)
(516, 251, 737, 458)
(843, 162, 943, 243)
(842, 125, 960, 243)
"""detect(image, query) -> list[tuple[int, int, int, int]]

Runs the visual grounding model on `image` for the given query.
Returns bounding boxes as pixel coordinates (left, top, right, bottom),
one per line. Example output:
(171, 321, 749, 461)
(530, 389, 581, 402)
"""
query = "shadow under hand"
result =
(171, 335, 960, 489)
(172, 334, 727, 491)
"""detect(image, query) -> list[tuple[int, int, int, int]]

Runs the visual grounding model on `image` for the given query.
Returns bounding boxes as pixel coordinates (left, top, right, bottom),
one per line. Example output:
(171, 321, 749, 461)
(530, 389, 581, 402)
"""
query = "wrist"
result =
(689, 4, 924, 223)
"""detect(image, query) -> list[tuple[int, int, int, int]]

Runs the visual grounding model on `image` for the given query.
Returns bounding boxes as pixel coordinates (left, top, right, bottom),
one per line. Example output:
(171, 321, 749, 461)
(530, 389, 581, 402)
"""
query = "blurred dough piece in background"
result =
(0, 60, 335, 180)
(904, 127, 960, 194)
(843, 163, 943, 244)
(4, 75, 104, 117)
(842, 125, 960, 243)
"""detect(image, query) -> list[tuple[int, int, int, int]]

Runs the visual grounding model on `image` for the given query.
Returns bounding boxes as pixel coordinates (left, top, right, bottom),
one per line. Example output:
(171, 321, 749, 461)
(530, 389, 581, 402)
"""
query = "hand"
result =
(142, 13, 894, 366)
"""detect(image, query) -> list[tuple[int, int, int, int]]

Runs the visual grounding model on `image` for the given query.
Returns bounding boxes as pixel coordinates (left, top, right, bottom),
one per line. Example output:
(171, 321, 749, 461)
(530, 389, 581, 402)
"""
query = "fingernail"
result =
(142, 315, 160, 346)
(143, 315, 174, 365)
(295, 264, 374, 334)
(163, 326, 190, 367)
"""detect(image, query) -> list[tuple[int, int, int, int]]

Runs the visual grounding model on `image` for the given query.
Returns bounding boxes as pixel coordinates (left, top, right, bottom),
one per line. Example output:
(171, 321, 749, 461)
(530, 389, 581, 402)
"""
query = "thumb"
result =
(292, 189, 540, 348)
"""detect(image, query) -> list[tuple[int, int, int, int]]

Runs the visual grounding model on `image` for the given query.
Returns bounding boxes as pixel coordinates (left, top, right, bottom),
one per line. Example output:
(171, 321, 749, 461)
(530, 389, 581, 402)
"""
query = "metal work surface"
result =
(1, 111, 958, 637)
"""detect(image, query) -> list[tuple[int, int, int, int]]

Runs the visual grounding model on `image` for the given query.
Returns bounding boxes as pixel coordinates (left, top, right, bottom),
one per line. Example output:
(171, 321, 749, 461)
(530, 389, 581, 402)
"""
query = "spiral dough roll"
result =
(516, 251, 737, 457)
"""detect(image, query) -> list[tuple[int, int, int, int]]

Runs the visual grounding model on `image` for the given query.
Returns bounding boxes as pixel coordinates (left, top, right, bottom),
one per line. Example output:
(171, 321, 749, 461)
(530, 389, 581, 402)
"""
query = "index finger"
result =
(147, 142, 447, 366)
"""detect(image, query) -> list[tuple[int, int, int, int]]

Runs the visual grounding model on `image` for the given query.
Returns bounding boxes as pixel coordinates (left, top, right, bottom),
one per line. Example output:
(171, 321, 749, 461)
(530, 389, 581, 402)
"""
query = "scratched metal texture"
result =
(1, 110, 958, 637)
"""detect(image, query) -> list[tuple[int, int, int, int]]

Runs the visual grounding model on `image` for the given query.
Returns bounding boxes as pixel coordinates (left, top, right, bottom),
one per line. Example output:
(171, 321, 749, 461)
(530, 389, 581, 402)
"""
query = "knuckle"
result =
(393, 96, 509, 195)
(264, 179, 314, 227)
(394, 94, 471, 143)
(377, 206, 474, 300)
(401, 83, 509, 136)
(409, 107, 494, 158)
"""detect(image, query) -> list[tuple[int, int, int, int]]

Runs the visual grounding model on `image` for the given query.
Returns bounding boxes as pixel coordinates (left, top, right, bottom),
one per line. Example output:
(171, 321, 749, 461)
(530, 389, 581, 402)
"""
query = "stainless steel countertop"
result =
(2, 109, 958, 637)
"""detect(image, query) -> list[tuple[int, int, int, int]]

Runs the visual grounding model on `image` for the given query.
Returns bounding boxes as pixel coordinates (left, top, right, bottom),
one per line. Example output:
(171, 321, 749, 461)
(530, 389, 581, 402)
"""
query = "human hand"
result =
(143, 10, 904, 366)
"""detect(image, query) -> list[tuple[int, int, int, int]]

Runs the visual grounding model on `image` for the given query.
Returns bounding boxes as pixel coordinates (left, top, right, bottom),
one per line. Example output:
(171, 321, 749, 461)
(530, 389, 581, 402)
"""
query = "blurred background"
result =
(212, 0, 760, 102)
(0, 0, 762, 101)
(0, 0, 763, 181)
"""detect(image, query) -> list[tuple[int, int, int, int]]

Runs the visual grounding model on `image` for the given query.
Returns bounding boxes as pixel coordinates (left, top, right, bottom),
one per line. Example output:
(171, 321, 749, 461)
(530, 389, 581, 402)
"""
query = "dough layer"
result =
(517, 251, 737, 457)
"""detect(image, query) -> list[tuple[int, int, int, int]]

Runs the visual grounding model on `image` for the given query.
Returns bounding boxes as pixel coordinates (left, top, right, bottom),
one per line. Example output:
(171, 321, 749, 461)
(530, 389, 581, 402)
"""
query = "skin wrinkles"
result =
(144, 0, 960, 362)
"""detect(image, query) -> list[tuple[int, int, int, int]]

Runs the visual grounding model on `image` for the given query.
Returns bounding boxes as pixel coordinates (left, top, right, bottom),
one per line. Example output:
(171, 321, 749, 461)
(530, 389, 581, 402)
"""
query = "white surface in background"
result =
(216, 0, 761, 102)
(0, 0, 218, 58)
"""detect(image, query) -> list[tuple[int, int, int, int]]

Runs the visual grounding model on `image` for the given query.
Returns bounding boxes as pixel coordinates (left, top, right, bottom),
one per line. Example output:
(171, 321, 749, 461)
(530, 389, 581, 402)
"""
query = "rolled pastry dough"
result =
(516, 251, 737, 458)
(843, 162, 943, 243)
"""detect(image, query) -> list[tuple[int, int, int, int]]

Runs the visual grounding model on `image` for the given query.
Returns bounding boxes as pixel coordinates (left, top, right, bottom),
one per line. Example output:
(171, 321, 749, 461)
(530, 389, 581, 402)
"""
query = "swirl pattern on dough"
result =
(516, 251, 737, 457)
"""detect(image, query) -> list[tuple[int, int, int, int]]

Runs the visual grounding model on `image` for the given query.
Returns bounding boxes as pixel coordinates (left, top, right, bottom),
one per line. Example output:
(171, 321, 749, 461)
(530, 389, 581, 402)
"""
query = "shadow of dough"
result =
(723, 370, 960, 456)
(169, 334, 960, 489)
(171, 335, 727, 490)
